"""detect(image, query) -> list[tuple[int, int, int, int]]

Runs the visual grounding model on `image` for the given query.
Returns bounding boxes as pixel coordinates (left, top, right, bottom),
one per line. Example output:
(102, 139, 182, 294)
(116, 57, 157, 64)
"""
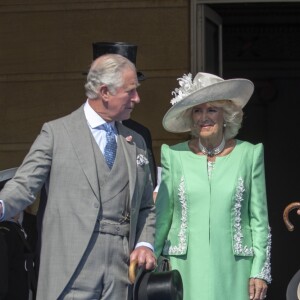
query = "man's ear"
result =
(98, 85, 110, 102)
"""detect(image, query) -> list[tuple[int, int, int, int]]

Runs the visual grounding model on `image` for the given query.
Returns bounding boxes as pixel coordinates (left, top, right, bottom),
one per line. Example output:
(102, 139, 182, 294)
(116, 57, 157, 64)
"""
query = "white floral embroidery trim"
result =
(253, 226, 272, 284)
(163, 176, 188, 255)
(233, 177, 254, 256)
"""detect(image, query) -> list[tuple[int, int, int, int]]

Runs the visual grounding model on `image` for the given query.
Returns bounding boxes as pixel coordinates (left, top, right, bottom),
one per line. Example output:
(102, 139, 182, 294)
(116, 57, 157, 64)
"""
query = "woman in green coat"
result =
(154, 72, 271, 300)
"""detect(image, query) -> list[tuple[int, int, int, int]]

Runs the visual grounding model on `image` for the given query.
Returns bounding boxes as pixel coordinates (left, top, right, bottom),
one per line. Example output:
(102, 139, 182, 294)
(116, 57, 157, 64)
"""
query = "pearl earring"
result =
(223, 123, 227, 127)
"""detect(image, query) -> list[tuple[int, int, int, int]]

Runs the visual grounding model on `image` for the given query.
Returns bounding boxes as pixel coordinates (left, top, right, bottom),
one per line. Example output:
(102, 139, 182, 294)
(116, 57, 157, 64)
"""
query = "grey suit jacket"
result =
(0, 105, 155, 300)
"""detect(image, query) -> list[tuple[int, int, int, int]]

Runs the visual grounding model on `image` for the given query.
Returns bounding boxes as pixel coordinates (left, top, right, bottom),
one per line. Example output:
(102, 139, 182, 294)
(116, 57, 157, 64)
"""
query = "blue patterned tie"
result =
(102, 123, 117, 169)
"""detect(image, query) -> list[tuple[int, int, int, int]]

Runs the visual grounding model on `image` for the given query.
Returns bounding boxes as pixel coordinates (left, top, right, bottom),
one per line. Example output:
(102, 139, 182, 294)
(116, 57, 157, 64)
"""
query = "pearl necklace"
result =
(198, 136, 226, 157)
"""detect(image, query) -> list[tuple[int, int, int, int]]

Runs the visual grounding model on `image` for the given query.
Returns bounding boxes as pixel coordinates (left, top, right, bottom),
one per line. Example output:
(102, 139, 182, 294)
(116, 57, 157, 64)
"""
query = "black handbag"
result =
(156, 255, 172, 272)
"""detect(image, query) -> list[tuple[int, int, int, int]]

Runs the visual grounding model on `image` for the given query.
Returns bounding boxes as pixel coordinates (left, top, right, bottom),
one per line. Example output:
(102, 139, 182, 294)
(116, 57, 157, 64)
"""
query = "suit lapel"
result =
(116, 122, 137, 201)
(63, 106, 100, 200)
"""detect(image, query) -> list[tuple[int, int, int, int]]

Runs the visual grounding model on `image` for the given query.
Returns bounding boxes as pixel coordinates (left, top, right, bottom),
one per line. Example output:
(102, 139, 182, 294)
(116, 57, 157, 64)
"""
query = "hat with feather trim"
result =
(162, 72, 254, 133)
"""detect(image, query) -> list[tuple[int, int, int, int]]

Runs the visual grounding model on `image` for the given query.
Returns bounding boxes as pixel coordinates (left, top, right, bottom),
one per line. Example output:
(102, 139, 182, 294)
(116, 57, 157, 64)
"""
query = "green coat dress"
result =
(155, 140, 271, 300)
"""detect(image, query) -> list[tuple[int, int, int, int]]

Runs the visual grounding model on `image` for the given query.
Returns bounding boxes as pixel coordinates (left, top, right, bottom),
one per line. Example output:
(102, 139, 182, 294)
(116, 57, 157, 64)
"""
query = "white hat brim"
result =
(162, 78, 254, 133)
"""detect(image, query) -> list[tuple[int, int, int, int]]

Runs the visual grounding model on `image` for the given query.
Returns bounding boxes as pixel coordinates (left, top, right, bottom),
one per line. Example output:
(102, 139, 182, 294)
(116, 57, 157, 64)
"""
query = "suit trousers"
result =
(59, 229, 131, 300)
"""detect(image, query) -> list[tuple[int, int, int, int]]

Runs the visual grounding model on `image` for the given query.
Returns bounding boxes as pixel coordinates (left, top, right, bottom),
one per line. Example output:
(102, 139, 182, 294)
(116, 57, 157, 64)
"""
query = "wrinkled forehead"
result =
(121, 67, 139, 86)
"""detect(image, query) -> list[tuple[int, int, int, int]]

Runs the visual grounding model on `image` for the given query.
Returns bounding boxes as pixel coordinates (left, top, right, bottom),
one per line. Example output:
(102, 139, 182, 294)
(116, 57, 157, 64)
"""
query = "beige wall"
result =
(0, 0, 190, 169)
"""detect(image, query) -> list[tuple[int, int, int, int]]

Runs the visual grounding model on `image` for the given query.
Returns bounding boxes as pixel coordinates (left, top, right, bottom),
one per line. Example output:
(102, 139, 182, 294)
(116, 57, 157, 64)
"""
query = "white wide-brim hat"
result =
(162, 72, 254, 133)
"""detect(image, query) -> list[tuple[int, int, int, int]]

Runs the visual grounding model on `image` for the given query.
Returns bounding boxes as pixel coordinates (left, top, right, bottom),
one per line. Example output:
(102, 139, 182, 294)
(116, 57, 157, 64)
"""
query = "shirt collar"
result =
(84, 100, 115, 129)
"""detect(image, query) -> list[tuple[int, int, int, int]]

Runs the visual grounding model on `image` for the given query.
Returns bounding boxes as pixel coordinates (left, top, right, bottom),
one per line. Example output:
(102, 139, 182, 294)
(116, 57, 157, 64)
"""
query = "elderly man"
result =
(0, 53, 156, 300)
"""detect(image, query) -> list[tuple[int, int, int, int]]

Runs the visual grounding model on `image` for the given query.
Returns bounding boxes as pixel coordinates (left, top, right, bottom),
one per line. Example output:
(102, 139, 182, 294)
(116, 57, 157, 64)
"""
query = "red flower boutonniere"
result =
(126, 135, 133, 143)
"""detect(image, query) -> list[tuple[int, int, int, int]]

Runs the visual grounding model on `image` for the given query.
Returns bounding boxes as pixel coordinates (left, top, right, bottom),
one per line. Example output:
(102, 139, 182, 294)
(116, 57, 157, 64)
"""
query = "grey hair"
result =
(190, 100, 244, 140)
(84, 54, 136, 99)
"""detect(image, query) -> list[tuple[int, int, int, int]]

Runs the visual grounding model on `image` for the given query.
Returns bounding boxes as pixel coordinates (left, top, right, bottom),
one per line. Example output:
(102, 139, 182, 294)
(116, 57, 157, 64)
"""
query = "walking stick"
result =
(283, 202, 300, 231)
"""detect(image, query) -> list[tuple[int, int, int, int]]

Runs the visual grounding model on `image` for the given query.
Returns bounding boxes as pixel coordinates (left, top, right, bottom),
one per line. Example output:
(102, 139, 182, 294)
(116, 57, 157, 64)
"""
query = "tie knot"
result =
(102, 123, 114, 134)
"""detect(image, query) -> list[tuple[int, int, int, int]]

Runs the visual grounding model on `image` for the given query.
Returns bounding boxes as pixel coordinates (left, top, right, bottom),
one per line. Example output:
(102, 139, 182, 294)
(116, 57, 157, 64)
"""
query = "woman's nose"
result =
(200, 111, 208, 121)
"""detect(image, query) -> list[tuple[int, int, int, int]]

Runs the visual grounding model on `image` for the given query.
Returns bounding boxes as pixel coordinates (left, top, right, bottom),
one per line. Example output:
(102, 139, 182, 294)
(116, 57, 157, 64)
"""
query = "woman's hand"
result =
(249, 278, 268, 299)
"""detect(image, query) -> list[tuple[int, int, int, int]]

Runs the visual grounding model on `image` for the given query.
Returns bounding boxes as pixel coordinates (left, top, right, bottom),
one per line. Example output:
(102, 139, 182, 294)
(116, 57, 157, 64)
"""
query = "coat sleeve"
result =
(133, 134, 156, 249)
(249, 143, 272, 283)
(154, 144, 174, 258)
(0, 123, 53, 220)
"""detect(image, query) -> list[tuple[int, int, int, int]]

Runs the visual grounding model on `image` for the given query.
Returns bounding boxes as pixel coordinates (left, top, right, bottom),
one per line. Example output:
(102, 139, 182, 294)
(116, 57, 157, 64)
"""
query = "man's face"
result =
(107, 67, 140, 121)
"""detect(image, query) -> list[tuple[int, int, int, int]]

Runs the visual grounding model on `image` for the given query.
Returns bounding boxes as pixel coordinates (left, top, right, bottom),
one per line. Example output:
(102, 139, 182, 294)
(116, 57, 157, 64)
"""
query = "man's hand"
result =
(249, 278, 268, 300)
(0, 202, 2, 218)
(130, 246, 157, 271)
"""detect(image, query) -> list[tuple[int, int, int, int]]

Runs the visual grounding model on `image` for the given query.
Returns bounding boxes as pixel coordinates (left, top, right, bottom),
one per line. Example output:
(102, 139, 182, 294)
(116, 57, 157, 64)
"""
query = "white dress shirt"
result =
(84, 101, 117, 154)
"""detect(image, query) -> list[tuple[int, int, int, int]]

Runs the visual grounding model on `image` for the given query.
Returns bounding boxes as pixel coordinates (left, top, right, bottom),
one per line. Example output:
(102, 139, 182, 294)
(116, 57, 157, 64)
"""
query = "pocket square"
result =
(136, 154, 149, 166)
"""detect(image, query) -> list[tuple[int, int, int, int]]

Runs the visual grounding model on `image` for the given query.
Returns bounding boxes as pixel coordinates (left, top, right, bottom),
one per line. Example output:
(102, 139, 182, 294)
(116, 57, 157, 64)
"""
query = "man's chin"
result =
(118, 114, 131, 122)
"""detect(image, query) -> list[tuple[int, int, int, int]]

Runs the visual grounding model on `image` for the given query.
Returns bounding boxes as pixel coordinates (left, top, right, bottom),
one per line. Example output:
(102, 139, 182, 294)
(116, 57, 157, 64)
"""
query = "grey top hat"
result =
(92, 42, 146, 81)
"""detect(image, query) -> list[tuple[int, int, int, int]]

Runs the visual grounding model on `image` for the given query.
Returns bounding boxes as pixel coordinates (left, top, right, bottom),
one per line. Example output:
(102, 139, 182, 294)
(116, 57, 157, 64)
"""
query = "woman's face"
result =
(192, 102, 224, 140)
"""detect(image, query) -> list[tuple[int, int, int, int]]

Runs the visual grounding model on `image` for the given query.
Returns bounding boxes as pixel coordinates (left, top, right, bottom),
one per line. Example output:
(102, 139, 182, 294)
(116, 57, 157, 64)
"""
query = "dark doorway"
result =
(208, 2, 300, 299)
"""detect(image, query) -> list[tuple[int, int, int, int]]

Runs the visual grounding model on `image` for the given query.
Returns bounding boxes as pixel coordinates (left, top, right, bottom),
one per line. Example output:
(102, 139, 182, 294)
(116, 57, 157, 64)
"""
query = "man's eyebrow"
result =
(124, 84, 139, 92)
(126, 82, 140, 91)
